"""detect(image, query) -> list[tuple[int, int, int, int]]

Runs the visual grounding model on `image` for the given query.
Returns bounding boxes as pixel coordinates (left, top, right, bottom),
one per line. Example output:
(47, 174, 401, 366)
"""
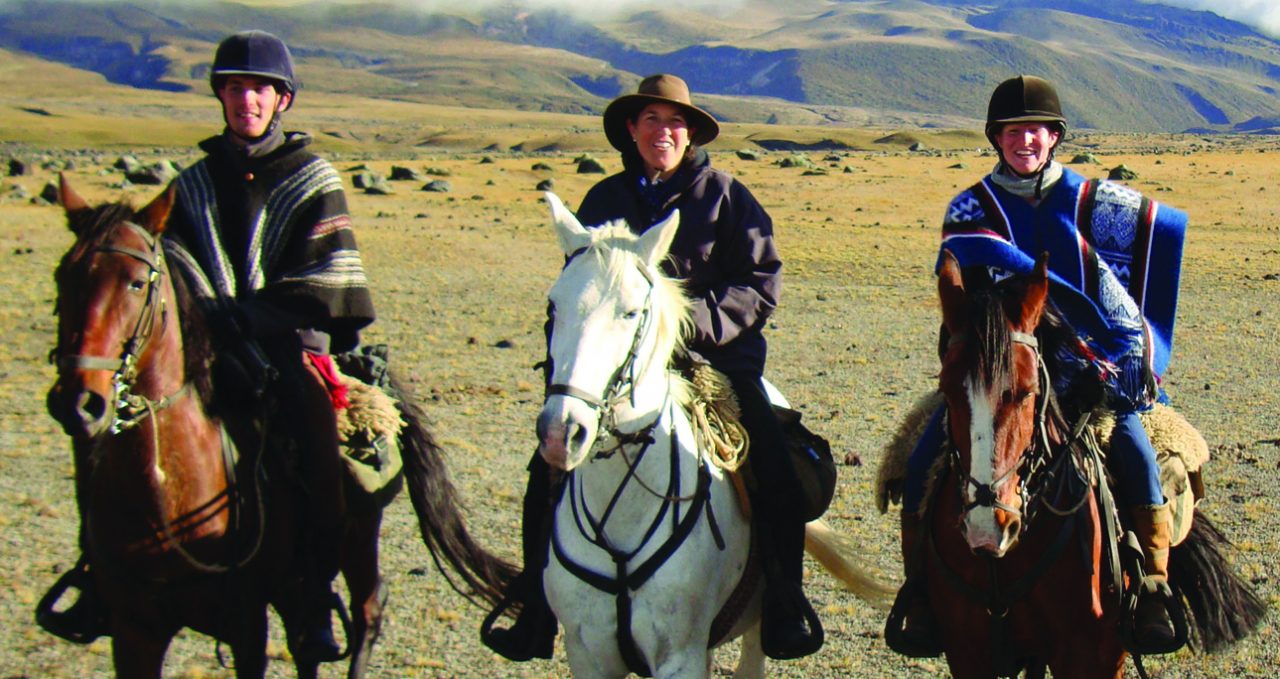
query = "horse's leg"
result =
(731, 620, 765, 679)
(109, 623, 172, 679)
(228, 605, 270, 679)
(652, 648, 713, 679)
(342, 497, 389, 679)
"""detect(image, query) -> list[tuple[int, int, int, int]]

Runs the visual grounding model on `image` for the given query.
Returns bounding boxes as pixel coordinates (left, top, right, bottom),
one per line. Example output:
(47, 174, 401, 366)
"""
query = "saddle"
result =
(683, 363, 837, 523)
(875, 391, 1209, 546)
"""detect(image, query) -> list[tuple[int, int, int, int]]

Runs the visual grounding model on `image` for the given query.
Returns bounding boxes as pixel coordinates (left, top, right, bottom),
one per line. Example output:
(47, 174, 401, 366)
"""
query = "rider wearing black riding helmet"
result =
(37, 31, 375, 666)
(890, 74, 1187, 658)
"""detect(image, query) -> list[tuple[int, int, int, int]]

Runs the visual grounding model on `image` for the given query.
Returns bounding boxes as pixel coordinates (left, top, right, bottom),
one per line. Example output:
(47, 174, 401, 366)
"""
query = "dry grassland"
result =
(1, 109, 1277, 678)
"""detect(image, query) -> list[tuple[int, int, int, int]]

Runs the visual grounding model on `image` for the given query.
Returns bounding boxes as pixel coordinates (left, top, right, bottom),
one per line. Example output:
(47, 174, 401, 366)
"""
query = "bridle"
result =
(545, 254, 659, 447)
(946, 328, 1055, 530)
(54, 220, 188, 434)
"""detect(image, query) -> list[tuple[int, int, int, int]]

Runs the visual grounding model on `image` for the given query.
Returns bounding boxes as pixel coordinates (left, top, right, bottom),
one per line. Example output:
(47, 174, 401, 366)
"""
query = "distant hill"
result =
(2, 0, 1279, 133)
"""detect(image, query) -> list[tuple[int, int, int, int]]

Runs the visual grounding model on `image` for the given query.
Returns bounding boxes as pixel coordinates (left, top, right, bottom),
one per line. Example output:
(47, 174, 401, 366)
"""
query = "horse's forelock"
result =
(571, 223, 693, 404)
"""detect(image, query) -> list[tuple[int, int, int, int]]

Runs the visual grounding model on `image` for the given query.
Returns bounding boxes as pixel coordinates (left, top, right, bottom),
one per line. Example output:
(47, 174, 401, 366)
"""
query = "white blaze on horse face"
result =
(961, 373, 1009, 555)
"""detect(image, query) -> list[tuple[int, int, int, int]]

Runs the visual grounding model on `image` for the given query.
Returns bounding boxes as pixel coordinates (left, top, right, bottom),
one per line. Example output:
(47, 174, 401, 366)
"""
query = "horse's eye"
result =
(128, 279, 147, 292)
(623, 309, 640, 321)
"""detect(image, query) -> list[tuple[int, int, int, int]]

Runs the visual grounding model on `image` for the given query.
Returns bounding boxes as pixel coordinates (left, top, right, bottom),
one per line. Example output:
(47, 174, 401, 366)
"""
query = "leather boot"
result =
(35, 556, 109, 644)
(481, 454, 557, 661)
(1131, 503, 1179, 651)
(889, 510, 942, 657)
(759, 518, 824, 660)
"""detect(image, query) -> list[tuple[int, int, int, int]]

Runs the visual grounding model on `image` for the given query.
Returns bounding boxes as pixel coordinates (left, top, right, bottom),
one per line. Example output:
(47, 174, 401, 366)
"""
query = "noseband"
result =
(54, 220, 186, 433)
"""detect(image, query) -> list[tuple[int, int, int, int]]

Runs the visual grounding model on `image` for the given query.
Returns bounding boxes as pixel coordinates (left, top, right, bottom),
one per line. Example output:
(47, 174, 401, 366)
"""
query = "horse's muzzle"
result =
(47, 382, 113, 440)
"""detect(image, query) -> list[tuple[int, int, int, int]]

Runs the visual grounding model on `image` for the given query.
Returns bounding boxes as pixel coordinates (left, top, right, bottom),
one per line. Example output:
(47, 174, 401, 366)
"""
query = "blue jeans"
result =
(901, 406, 1163, 515)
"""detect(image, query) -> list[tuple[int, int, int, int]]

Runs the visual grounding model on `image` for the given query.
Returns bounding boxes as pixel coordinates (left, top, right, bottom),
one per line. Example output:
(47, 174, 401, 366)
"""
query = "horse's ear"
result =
(938, 249, 968, 334)
(546, 192, 591, 256)
(58, 172, 91, 218)
(637, 209, 679, 268)
(137, 184, 176, 236)
(1019, 252, 1050, 329)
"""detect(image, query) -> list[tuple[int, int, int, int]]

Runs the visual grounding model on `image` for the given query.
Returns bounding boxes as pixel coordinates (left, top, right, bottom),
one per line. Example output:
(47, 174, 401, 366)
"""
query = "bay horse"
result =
(908, 250, 1264, 678)
(43, 177, 516, 678)
(538, 193, 890, 678)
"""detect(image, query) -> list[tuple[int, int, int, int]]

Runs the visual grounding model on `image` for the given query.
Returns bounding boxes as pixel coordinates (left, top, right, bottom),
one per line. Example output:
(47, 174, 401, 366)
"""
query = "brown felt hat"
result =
(603, 74, 720, 152)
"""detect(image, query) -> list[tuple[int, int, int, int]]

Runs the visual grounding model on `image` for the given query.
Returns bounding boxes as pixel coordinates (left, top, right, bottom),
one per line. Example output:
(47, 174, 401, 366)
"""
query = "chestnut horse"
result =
(906, 251, 1263, 678)
(44, 178, 516, 679)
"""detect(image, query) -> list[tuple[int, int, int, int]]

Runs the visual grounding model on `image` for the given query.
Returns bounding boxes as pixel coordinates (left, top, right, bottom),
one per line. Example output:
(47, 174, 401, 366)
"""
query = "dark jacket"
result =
(165, 132, 374, 354)
(576, 149, 780, 374)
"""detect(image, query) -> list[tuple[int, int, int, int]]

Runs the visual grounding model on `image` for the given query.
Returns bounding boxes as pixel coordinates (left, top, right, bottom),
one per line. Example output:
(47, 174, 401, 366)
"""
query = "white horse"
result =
(537, 193, 891, 678)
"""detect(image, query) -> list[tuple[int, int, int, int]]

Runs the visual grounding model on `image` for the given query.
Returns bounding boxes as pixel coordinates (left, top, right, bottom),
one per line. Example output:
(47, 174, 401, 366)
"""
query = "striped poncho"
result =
(939, 167, 1187, 408)
(164, 132, 374, 353)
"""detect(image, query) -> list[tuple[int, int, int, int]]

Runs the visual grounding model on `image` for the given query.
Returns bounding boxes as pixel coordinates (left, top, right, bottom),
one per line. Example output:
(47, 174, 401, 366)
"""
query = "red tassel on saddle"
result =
(305, 353, 349, 411)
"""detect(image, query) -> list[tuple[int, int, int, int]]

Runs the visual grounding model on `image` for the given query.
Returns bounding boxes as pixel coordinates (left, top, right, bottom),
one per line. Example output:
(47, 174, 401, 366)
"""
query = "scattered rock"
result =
(389, 165, 423, 181)
(576, 157, 607, 174)
(948, 162, 967, 170)
(424, 167, 452, 177)
(736, 149, 760, 161)
(1070, 153, 1100, 164)
(494, 339, 514, 349)
(531, 162, 554, 172)
(364, 182, 395, 195)
(114, 155, 141, 173)
(843, 166, 854, 173)
(125, 160, 179, 185)
(351, 171, 376, 189)
(40, 182, 59, 204)
(843, 452, 863, 466)
(536, 179, 555, 191)
(346, 163, 371, 172)
(479, 156, 495, 164)
(801, 168, 828, 176)
(1108, 164, 1138, 181)
(422, 180, 452, 193)
(908, 142, 926, 152)
(8, 157, 28, 176)
(778, 154, 814, 169)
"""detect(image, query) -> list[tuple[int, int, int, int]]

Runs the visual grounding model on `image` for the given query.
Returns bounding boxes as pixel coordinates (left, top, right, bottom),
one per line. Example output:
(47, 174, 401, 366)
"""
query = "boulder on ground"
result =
(351, 171, 377, 189)
(125, 161, 179, 185)
(114, 155, 141, 173)
(536, 179, 555, 191)
(422, 180, 452, 193)
(531, 162, 554, 172)
(8, 158, 28, 176)
(1108, 164, 1138, 181)
(389, 165, 423, 181)
(1071, 153, 1100, 164)
(736, 149, 760, 161)
(40, 181, 59, 204)
(576, 158, 607, 174)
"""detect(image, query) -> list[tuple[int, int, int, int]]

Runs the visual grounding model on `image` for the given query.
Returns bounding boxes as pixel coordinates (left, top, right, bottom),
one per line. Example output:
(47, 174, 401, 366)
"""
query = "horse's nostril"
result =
(569, 423, 588, 449)
(76, 390, 108, 425)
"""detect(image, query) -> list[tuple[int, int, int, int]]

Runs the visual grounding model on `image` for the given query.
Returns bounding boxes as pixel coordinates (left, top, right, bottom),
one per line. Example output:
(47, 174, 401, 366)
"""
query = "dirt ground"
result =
(0, 137, 1276, 678)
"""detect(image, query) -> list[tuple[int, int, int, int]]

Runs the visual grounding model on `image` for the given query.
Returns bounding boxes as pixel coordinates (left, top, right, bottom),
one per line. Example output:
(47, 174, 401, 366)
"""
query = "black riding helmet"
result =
(985, 75, 1066, 150)
(209, 30, 297, 110)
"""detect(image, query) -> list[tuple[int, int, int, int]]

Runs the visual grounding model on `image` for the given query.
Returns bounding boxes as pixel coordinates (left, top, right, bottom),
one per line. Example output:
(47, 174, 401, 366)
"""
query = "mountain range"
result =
(2, 0, 1279, 133)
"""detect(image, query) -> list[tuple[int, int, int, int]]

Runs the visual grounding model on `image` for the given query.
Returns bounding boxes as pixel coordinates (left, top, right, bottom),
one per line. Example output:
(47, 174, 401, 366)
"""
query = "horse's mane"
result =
(961, 267, 1100, 439)
(576, 221, 695, 406)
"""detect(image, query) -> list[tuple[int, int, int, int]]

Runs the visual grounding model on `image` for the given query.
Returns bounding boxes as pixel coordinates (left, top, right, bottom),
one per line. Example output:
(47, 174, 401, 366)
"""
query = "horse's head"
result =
(536, 193, 691, 471)
(937, 250, 1050, 557)
(48, 176, 177, 440)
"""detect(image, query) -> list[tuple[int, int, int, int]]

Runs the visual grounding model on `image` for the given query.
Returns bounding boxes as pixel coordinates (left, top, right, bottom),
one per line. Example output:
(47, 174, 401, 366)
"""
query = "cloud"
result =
(1145, 1, 1280, 37)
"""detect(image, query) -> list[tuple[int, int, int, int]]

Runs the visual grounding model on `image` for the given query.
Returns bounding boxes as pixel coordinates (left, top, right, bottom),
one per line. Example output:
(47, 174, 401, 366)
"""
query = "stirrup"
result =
(293, 589, 352, 664)
(885, 580, 943, 658)
(761, 583, 825, 660)
(479, 579, 555, 661)
(1124, 578, 1188, 656)
(34, 558, 108, 645)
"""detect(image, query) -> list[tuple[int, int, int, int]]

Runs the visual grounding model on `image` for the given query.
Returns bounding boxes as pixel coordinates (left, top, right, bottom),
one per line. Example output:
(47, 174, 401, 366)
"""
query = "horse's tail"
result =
(1169, 513, 1266, 652)
(804, 519, 897, 608)
(387, 369, 518, 609)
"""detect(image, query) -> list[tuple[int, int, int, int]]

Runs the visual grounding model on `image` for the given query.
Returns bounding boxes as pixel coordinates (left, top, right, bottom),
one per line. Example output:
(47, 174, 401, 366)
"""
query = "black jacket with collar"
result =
(576, 149, 781, 374)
